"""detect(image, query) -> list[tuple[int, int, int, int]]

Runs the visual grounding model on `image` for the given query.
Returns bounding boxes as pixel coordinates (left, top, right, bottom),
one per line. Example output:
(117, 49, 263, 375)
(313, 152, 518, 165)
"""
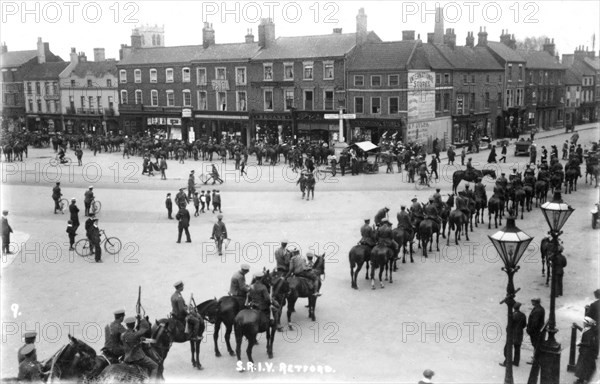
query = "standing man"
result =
(175, 188, 189, 207)
(275, 241, 291, 273)
(188, 171, 196, 199)
(165, 193, 173, 220)
(574, 317, 599, 384)
(339, 152, 348, 176)
(176, 204, 191, 243)
(213, 190, 222, 213)
(84, 186, 94, 217)
(330, 154, 337, 177)
(75, 146, 83, 166)
(429, 155, 438, 181)
(90, 218, 102, 263)
(2, 210, 13, 255)
(193, 192, 200, 217)
(526, 298, 546, 364)
(229, 264, 250, 307)
(552, 248, 567, 297)
(199, 191, 206, 213)
(17, 332, 37, 364)
(52, 182, 62, 214)
(447, 146, 455, 165)
(499, 143, 507, 163)
(211, 214, 228, 256)
(121, 317, 158, 383)
(69, 198, 80, 232)
(170, 281, 201, 340)
(500, 302, 527, 367)
(85, 213, 96, 254)
(103, 309, 126, 361)
(306, 173, 316, 200)
(159, 156, 167, 180)
(66, 220, 76, 250)
(205, 189, 211, 211)
(584, 289, 600, 323)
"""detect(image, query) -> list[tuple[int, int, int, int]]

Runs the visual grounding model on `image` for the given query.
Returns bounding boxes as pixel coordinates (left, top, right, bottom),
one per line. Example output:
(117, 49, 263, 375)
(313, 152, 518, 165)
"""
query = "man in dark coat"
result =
(165, 193, 173, 219)
(84, 186, 94, 216)
(360, 219, 376, 247)
(2, 210, 13, 255)
(499, 144, 507, 163)
(89, 218, 102, 263)
(552, 249, 567, 297)
(121, 317, 158, 381)
(527, 298, 545, 363)
(103, 309, 127, 360)
(501, 302, 527, 367)
(211, 214, 227, 255)
(176, 205, 191, 243)
(69, 199, 80, 232)
(574, 317, 599, 384)
(585, 289, 600, 323)
(52, 182, 62, 214)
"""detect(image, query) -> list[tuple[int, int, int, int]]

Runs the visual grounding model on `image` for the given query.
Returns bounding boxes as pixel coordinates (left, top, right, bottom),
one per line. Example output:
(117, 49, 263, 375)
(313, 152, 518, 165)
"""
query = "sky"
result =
(1, 0, 599, 61)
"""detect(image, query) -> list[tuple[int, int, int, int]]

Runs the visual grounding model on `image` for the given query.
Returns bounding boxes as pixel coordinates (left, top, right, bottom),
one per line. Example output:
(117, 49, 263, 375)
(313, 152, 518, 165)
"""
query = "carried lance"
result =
(136, 285, 146, 319)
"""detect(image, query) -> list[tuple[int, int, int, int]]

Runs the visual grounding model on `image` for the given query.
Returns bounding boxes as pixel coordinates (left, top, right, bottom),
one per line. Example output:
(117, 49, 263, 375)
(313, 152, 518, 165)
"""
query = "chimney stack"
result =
(433, 7, 444, 44)
(402, 30, 415, 41)
(543, 37, 555, 57)
(500, 29, 512, 46)
(355, 8, 367, 46)
(477, 26, 488, 47)
(444, 28, 456, 49)
(509, 34, 516, 49)
(466, 31, 474, 48)
(1, 42, 7, 54)
(245, 28, 254, 43)
(93, 48, 105, 62)
(70, 48, 78, 64)
(202, 22, 215, 48)
(333, 28, 342, 34)
(36, 37, 46, 64)
(78, 52, 87, 62)
(131, 30, 142, 49)
(258, 18, 276, 48)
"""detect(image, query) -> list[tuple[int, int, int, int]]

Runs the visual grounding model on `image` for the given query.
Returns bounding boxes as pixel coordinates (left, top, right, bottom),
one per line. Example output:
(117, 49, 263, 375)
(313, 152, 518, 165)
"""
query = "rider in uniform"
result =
(463, 184, 475, 202)
(409, 197, 424, 228)
(17, 332, 37, 364)
(424, 198, 441, 225)
(247, 271, 274, 320)
(121, 317, 158, 383)
(474, 178, 487, 201)
(524, 164, 535, 178)
(376, 218, 399, 257)
(17, 344, 42, 382)
(509, 168, 520, 182)
(432, 188, 442, 208)
(274, 241, 290, 273)
(396, 206, 413, 237)
(229, 264, 250, 307)
(359, 219, 376, 247)
(288, 250, 321, 297)
(496, 173, 508, 190)
(103, 309, 127, 361)
(374, 207, 389, 227)
(170, 281, 201, 341)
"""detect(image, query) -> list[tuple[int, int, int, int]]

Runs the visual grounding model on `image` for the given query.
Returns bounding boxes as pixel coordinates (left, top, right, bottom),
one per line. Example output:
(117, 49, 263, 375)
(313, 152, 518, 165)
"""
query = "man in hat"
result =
(499, 143, 508, 163)
(396, 206, 413, 236)
(409, 197, 424, 226)
(247, 271, 274, 320)
(574, 317, 599, 384)
(176, 204, 191, 243)
(205, 188, 211, 210)
(187, 172, 196, 199)
(526, 298, 546, 364)
(500, 302, 527, 367)
(121, 317, 158, 382)
(429, 155, 438, 180)
(52, 182, 62, 214)
(552, 247, 567, 297)
(90, 218, 102, 262)
(85, 213, 96, 254)
(17, 344, 42, 381)
(432, 188, 443, 208)
(103, 309, 127, 361)
(540, 145, 548, 164)
(377, 218, 399, 257)
(306, 172, 316, 200)
(524, 163, 535, 178)
(424, 198, 440, 225)
(17, 332, 37, 364)
(66, 220, 76, 250)
(69, 198, 80, 232)
(165, 193, 173, 220)
(359, 219, 376, 247)
(84, 186, 94, 217)
(175, 188, 189, 207)
(193, 192, 200, 217)
(159, 156, 167, 180)
(229, 264, 250, 307)
(211, 214, 227, 255)
(171, 281, 201, 341)
(585, 289, 600, 323)
(496, 173, 508, 190)
(463, 183, 475, 202)
(562, 140, 569, 160)
(288, 251, 321, 296)
(2, 210, 13, 255)
(418, 369, 435, 384)
(275, 241, 291, 273)
(374, 207, 390, 228)
(212, 190, 222, 213)
(466, 157, 474, 172)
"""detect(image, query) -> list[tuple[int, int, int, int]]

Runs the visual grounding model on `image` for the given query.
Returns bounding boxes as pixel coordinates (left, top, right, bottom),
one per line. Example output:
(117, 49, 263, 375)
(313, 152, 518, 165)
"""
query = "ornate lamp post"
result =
(537, 191, 574, 384)
(489, 213, 534, 384)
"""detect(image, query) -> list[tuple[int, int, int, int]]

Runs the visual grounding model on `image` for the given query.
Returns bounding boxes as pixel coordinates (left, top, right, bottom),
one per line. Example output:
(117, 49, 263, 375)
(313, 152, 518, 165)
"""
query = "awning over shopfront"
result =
(352, 141, 378, 152)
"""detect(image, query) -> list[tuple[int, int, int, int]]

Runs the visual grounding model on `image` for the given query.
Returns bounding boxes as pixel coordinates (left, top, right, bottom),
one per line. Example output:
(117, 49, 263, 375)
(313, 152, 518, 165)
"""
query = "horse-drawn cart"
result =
(349, 141, 380, 174)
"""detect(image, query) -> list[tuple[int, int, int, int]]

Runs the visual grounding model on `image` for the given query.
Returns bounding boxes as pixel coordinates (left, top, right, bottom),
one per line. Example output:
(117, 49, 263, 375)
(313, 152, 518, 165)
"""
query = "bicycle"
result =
(74, 229, 122, 257)
(58, 198, 69, 214)
(415, 173, 432, 190)
(197, 173, 224, 185)
(52, 155, 72, 166)
(90, 199, 102, 215)
(314, 165, 334, 181)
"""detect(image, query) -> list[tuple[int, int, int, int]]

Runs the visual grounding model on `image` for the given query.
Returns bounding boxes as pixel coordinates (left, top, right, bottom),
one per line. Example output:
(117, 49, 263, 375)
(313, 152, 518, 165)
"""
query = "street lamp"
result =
(488, 213, 534, 384)
(537, 191, 574, 384)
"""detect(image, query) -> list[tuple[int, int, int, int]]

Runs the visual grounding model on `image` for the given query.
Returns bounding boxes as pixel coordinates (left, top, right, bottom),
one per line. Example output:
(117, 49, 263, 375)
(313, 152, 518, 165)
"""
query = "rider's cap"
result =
(531, 298, 541, 303)
(114, 309, 125, 316)
(24, 332, 37, 339)
(501, 173, 505, 175)
(21, 344, 36, 356)
(89, 186, 93, 189)
(384, 207, 389, 211)
(241, 264, 250, 271)
(56, 182, 60, 185)
(173, 280, 184, 288)
(124, 317, 137, 325)
(179, 188, 184, 191)
(364, 218, 370, 222)
(411, 197, 418, 202)
(254, 271, 264, 278)
(71, 198, 76, 201)
(512, 168, 517, 171)
(307, 252, 314, 258)
(191, 170, 195, 173)
(401, 205, 406, 209)
(436, 189, 440, 192)
(217, 214, 223, 219)
(166, 193, 171, 196)
(429, 197, 434, 202)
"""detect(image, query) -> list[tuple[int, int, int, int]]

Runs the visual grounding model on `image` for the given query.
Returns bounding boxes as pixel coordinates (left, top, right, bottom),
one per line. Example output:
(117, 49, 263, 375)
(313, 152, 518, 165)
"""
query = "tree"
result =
(516, 36, 549, 52)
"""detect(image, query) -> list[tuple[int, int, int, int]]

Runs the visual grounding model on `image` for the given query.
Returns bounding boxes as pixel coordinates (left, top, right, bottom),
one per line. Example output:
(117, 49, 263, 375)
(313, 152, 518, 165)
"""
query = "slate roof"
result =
(433, 44, 503, 70)
(192, 42, 260, 62)
(119, 45, 201, 65)
(1, 50, 37, 68)
(572, 59, 596, 76)
(583, 56, 600, 70)
(347, 41, 420, 71)
(517, 50, 564, 70)
(420, 44, 453, 70)
(25, 62, 69, 80)
(71, 60, 118, 77)
(253, 32, 380, 61)
(564, 68, 581, 85)
(487, 42, 526, 63)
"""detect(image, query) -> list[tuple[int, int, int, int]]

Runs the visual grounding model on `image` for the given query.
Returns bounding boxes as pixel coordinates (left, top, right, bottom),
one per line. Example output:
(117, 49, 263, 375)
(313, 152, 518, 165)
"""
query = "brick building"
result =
(563, 46, 599, 124)
(23, 60, 69, 132)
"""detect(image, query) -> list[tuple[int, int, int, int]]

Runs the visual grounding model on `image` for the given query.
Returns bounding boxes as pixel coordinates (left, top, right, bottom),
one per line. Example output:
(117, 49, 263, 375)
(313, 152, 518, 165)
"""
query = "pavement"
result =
(1, 124, 599, 383)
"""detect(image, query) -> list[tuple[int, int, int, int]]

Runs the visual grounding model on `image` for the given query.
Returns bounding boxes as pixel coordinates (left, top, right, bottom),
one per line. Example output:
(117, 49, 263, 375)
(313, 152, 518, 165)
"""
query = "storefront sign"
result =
(211, 80, 230, 91)
(169, 118, 182, 126)
(408, 70, 435, 122)
(182, 108, 192, 118)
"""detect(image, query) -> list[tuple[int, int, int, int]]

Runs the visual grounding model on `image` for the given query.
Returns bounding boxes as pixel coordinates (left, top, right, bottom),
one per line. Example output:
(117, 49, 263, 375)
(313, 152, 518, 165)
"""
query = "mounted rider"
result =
(432, 188, 442, 208)
(102, 309, 127, 362)
(474, 178, 487, 200)
(409, 197, 424, 227)
(170, 281, 201, 341)
(496, 172, 508, 190)
(275, 241, 291, 273)
(288, 249, 321, 296)
(374, 207, 390, 227)
(359, 219, 376, 247)
(121, 317, 158, 383)
(376, 218, 399, 256)
(229, 264, 250, 308)
(463, 184, 476, 202)
(396, 206, 413, 238)
(466, 157, 475, 178)
(424, 198, 441, 225)
(246, 271, 274, 320)
(509, 168, 521, 182)
(524, 163, 535, 178)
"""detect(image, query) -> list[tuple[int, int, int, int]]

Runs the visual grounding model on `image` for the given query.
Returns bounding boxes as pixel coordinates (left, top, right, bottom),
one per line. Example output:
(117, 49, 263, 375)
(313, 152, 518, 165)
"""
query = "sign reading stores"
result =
(408, 71, 435, 122)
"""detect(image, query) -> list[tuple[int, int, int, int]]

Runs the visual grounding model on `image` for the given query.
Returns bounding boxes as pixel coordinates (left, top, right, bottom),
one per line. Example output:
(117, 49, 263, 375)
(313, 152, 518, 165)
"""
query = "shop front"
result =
(500, 107, 526, 138)
(193, 111, 250, 145)
(251, 112, 294, 145)
(25, 114, 63, 133)
(349, 118, 403, 145)
(452, 112, 490, 145)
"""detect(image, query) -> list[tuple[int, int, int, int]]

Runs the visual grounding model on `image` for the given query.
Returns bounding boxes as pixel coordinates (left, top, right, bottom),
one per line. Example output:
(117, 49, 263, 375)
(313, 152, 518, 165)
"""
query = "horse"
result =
(452, 169, 497, 193)
(564, 166, 579, 194)
(550, 171, 564, 194)
(285, 254, 325, 321)
(418, 218, 440, 258)
(510, 186, 526, 219)
(38, 335, 92, 382)
(392, 227, 414, 263)
(534, 180, 548, 207)
(233, 270, 278, 366)
(447, 208, 469, 245)
(540, 236, 562, 286)
(487, 193, 504, 229)
(473, 192, 487, 226)
(369, 245, 395, 289)
(195, 296, 241, 357)
(152, 311, 205, 370)
(585, 157, 600, 187)
(348, 244, 371, 289)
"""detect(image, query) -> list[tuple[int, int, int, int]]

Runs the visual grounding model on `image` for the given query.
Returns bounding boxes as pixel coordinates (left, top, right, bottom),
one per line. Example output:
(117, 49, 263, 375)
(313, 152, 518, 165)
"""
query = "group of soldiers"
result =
(274, 240, 322, 297)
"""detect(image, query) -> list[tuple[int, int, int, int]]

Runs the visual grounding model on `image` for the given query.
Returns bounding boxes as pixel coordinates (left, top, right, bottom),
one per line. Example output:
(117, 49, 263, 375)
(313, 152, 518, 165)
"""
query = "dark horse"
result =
(392, 227, 414, 263)
(285, 254, 325, 322)
(152, 311, 205, 370)
(540, 236, 561, 286)
(487, 193, 504, 229)
(348, 244, 371, 289)
(369, 244, 395, 289)
(447, 208, 469, 246)
(452, 169, 497, 193)
(418, 218, 440, 258)
(195, 296, 242, 357)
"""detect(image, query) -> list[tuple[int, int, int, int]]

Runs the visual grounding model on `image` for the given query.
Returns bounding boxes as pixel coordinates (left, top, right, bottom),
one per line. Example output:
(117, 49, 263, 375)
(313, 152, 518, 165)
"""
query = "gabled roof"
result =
(433, 44, 503, 70)
(487, 41, 526, 63)
(253, 32, 380, 61)
(583, 56, 600, 70)
(347, 41, 421, 71)
(565, 68, 581, 85)
(25, 62, 69, 80)
(1, 50, 37, 68)
(71, 60, 118, 78)
(517, 50, 564, 70)
(572, 59, 596, 76)
(119, 45, 200, 66)
(420, 44, 453, 70)
(192, 42, 260, 62)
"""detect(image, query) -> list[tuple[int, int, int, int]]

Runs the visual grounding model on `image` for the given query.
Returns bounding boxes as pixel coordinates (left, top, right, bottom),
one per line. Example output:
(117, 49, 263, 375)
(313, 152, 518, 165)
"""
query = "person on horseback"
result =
(376, 219, 399, 257)
(359, 219, 376, 247)
(509, 168, 521, 182)
(432, 188, 442, 207)
(17, 332, 37, 364)
(497, 172, 508, 190)
(524, 164, 535, 178)
(229, 264, 250, 308)
(466, 157, 474, 177)
(102, 309, 127, 362)
(17, 344, 43, 382)
(171, 281, 202, 341)
(474, 178, 487, 200)
(246, 271, 277, 321)
(409, 197, 424, 226)
(463, 184, 475, 202)
(121, 317, 158, 383)
(374, 207, 390, 227)
(396, 206, 413, 237)
(275, 241, 291, 273)
(288, 250, 321, 297)
(424, 198, 441, 225)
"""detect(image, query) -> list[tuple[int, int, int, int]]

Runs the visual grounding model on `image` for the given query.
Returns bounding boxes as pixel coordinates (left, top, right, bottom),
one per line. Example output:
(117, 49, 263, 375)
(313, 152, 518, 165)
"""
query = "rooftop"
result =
(71, 60, 119, 78)
(487, 41, 526, 63)
(433, 44, 504, 70)
(0, 50, 37, 68)
(517, 50, 564, 70)
(347, 41, 421, 71)
(24, 62, 70, 80)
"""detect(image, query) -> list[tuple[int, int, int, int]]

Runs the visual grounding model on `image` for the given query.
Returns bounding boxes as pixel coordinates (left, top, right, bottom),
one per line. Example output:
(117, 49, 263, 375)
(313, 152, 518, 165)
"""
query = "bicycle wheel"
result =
(74, 238, 91, 257)
(104, 237, 122, 255)
(59, 199, 69, 213)
(92, 200, 102, 214)
(415, 178, 426, 191)
(198, 174, 210, 184)
(63, 157, 72, 166)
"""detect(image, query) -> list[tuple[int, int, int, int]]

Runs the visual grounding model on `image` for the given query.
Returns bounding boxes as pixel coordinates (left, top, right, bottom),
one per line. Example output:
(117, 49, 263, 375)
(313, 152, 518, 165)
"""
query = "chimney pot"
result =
(36, 37, 46, 64)
(356, 7, 368, 46)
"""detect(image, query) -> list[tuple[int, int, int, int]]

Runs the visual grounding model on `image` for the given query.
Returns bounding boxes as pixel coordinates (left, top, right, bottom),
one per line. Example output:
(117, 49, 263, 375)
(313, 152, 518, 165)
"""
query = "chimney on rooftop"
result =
(1, 42, 7, 54)
(433, 7, 444, 44)
(37, 37, 46, 64)
(477, 26, 488, 47)
(543, 38, 555, 57)
(78, 52, 87, 62)
(93, 48, 105, 62)
(444, 28, 456, 49)
(131, 30, 142, 49)
(500, 29, 511, 47)
(356, 8, 368, 46)
(70, 48, 78, 64)
(245, 28, 254, 43)
(258, 18, 275, 48)
(333, 28, 342, 34)
(403, 30, 415, 41)
(427, 33, 435, 44)
(509, 34, 516, 50)
(203, 22, 215, 48)
(466, 31, 474, 48)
